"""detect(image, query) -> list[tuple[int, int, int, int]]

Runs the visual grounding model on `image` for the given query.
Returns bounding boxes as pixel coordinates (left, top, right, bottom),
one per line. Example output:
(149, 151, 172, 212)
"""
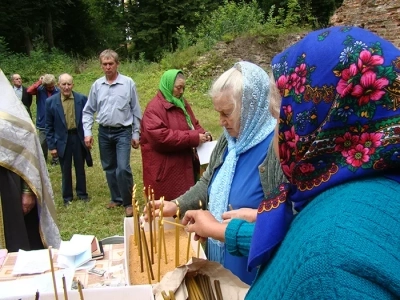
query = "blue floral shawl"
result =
(249, 26, 400, 270)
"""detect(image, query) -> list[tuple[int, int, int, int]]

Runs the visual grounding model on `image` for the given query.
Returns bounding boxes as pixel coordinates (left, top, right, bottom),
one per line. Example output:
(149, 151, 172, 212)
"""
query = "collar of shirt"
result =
(101, 73, 123, 85)
(61, 93, 74, 102)
(13, 86, 21, 91)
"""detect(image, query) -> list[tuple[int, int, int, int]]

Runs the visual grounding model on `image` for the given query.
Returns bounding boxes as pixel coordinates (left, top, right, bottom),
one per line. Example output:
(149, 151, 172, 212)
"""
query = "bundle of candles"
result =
(129, 184, 203, 284)
(160, 273, 224, 300)
(33, 247, 85, 300)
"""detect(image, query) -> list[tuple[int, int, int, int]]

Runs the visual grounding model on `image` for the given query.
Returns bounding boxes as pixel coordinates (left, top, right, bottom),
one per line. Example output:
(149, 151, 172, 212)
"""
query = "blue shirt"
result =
(83, 73, 142, 139)
(208, 132, 273, 284)
(13, 86, 22, 100)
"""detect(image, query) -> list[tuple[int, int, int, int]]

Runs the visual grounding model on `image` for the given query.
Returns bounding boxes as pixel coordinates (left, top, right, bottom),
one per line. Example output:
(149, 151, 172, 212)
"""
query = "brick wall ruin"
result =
(330, 0, 400, 48)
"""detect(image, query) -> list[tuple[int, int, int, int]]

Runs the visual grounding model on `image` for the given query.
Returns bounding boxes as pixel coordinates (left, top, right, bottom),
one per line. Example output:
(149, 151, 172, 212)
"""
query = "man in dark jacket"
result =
(11, 74, 33, 119)
(27, 74, 60, 163)
(45, 73, 92, 206)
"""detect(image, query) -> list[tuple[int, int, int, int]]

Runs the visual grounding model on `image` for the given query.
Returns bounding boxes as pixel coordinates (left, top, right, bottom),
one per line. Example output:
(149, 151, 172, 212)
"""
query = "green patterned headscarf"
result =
(159, 69, 193, 129)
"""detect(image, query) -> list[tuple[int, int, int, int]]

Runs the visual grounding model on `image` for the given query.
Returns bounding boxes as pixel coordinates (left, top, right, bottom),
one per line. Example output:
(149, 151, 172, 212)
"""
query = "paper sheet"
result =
(0, 268, 74, 298)
(12, 249, 52, 275)
(197, 140, 217, 165)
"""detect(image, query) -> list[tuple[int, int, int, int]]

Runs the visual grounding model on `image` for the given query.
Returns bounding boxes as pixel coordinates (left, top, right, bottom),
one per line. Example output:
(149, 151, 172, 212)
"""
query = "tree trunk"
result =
(24, 32, 33, 56)
(45, 12, 54, 49)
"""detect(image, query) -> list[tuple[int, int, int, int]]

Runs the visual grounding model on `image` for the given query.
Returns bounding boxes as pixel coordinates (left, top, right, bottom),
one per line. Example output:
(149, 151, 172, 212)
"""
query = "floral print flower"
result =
(339, 47, 353, 64)
(337, 105, 354, 117)
(278, 142, 292, 164)
(336, 64, 358, 97)
(335, 132, 359, 156)
(283, 126, 299, 149)
(346, 144, 370, 167)
(357, 50, 384, 73)
(354, 41, 367, 49)
(277, 75, 289, 97)
(298, 163, 315, 174)
(359, 132, 383, 154)
(351, 71, 389, 105)
(281, 161, 296, 179)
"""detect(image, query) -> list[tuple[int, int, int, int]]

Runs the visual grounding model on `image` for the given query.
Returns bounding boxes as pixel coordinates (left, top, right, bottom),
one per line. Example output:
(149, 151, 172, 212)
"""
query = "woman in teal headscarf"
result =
(140, 70, 211, 201)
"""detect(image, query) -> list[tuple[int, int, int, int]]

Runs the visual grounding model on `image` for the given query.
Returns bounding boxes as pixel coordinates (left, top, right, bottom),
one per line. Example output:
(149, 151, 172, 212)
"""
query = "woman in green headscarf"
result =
(140, 69, 211, 200)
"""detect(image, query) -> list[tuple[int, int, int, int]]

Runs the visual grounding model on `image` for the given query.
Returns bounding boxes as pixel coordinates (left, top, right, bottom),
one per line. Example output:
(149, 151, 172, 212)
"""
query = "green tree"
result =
(83, 0, 127, 53)
(54, 0, 101, 56)
(305, 0, 344, 27)
(0, 0, 41, 54)
(127, 0, 222, 61)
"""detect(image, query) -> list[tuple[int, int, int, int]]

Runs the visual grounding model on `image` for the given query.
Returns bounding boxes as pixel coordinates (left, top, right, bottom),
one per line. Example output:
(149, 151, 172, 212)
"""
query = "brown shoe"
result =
(125, 206, 133, 217)
(106, 201, 122, 209)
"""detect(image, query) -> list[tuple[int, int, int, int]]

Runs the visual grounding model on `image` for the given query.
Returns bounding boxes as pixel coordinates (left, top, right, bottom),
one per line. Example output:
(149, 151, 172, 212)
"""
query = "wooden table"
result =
(0, 243, 126, 288)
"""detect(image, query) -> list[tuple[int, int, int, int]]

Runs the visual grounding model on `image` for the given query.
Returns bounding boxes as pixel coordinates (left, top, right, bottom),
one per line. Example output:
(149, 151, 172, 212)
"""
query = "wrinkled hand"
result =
(50, 149, 58, 158)
(143, 200, 177, 222)
(84, 136, 94, 150)
(22, 193, 36, 215)
(198, 133, 208, 145)
(222, 208, 257, 223)
(205, 132, 212, 141)
(182, 210, 226, 242)
(131, 139, 140, 149)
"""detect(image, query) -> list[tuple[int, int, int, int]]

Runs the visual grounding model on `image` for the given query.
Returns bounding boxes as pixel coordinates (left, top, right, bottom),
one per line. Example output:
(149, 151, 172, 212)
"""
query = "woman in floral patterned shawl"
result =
(182, 26, 400, 299)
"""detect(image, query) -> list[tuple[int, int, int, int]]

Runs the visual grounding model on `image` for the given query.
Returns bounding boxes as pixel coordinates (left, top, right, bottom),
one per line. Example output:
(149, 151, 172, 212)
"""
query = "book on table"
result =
(91, 237, 104, 260)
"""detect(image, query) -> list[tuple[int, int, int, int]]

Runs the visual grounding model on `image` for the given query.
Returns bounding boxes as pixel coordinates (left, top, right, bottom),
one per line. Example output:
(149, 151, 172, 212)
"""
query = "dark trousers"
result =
(38, 129, 48, 161)
(59, 132, 88, 202)
(98, 126, 133, 207)
(0, 167, 43, 252)
(38, 129, 58, 164)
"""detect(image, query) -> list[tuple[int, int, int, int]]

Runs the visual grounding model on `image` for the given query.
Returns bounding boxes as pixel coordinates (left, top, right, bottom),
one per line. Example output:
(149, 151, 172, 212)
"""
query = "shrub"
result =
(194, 0, 265, 50)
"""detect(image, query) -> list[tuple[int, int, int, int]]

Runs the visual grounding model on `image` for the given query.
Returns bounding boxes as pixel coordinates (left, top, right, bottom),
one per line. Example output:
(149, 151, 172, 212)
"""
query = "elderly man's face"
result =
(12, 75, 22, 88)
(101, 57, 119, 78)
(58, 75, 74, 97)
(213, 93, 240, 138)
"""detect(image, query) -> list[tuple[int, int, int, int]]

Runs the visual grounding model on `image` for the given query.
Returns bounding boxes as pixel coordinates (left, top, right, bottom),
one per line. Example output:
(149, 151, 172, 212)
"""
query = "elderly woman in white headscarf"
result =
(147, 61, 285, 284)
(0, 69, 61, 252)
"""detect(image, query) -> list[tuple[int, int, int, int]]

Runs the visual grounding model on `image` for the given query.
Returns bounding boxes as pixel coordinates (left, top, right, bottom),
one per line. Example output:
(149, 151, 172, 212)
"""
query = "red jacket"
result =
(140, 91, 206, 200)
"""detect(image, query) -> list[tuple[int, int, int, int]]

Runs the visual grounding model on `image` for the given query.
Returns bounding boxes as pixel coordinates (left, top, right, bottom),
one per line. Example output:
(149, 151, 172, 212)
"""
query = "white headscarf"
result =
(208, 61, 276, 263)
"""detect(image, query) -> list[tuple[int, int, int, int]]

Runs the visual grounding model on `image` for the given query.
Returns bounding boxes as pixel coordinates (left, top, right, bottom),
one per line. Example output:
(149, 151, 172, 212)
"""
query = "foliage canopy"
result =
(0, 0, 342, 62)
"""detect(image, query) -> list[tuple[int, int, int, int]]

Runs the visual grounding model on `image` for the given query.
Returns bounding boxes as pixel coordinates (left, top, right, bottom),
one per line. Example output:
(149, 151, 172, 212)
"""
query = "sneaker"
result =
(51, 158, 59, 166)
(64, 201, 72, 207)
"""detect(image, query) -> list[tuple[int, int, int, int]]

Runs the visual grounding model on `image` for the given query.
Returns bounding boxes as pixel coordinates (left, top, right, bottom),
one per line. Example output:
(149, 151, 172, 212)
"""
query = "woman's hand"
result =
(198, 133, 208, 144)
(222, 208, 257, 223)
(143, 200, 177, 222)
(182, 210, 227, 242)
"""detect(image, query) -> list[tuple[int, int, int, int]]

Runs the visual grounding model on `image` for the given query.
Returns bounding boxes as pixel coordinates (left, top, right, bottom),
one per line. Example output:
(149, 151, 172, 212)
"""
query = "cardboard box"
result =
(1, 285, 153, 300)
(124, 217, 206, 285)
